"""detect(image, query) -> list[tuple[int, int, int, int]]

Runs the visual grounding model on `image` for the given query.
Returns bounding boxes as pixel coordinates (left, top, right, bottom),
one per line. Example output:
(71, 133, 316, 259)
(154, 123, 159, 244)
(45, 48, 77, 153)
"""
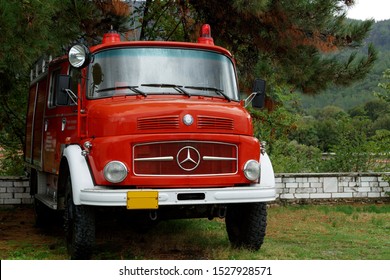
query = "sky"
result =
(346, 0, 390, 21)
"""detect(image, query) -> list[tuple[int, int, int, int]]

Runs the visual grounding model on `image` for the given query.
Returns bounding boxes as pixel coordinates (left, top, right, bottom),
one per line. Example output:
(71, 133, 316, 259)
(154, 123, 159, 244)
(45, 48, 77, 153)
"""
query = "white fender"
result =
(259, 152, 275, 188)
(63, 145, 94, 205)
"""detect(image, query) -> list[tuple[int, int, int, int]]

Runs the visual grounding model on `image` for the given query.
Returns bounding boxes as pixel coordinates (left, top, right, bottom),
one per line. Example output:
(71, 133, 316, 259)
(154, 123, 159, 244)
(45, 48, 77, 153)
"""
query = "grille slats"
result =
(197, 116, 234, 130)
(137, 116, 179, 130)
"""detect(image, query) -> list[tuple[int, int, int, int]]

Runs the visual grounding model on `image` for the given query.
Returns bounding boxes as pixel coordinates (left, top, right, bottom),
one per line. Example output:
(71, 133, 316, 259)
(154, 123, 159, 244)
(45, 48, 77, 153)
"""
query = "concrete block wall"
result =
(275, 173, 390, 201)
(0, 173, 389, 205)
(0, 177, 32, 205)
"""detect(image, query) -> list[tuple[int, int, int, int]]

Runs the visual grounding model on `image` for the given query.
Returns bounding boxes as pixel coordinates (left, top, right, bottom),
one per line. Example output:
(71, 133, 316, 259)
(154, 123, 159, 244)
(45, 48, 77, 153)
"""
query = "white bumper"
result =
(80, 185, 276, 207)
(63, 145, 276, 207)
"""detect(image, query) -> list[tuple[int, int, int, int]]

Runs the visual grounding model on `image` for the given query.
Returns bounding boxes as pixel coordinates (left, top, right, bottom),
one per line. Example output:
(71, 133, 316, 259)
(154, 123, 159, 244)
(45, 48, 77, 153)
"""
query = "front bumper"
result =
(79, 185, 276, 207)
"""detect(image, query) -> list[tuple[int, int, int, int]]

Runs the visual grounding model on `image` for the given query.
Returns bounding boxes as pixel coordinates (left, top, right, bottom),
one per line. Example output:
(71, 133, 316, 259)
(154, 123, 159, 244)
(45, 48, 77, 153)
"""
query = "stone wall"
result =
(1, 173, 389, 205)
(275, 172, 390, 203)
(0, 177, 32, 205)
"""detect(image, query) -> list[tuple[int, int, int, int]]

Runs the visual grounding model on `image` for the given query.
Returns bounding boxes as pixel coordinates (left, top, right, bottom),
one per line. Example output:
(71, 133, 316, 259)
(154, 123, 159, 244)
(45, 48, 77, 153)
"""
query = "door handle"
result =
(61, 118, 66, 131)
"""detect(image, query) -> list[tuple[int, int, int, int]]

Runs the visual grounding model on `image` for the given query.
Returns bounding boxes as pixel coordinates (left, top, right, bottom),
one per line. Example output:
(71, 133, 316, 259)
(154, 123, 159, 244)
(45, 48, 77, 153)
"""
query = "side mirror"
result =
(252, 79, 266, 109)
(56, 75, 71, 105)
(244, 78, 266, 108)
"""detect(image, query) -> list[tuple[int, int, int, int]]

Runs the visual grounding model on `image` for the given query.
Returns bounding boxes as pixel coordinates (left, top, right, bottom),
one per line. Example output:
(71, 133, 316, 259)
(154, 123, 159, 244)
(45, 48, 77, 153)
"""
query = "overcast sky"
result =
(346, 0, 390, 21)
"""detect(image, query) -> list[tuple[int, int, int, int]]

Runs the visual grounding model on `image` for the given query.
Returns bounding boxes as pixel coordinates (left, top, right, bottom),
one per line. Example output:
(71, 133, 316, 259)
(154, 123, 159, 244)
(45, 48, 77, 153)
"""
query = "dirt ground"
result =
(2, 202, 389, 260)
(0, 206, 64, 258)
(0, 205, 218, 260)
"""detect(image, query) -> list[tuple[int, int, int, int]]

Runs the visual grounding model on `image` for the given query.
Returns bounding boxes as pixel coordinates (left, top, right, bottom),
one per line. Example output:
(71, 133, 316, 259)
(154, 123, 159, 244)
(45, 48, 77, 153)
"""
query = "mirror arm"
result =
(244, 92, 258, 108)
(65, 89, 78, 105)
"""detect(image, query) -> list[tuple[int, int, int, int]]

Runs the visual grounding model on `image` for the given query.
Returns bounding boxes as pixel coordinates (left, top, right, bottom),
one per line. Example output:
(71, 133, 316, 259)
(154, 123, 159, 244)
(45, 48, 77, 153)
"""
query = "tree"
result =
(374, 69, 390, 103)
(0, 0, 131, 175)
(186, 0, 377, 92)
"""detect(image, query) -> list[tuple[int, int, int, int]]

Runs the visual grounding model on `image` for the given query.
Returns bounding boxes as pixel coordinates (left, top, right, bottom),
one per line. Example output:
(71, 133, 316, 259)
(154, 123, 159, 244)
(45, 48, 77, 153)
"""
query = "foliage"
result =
(0, 150, 24, 176)
(189, 0, 376, 92)
(265, 95, 389, 173)
(374, 69, 390, 103)
(0, 1, 386, 175)
(321, 133, 370, 172)
(0, 0, 131, 175)
(134, 0, 193, 41)
(270, 140, 322, 173)
(300, 19, 390, 111)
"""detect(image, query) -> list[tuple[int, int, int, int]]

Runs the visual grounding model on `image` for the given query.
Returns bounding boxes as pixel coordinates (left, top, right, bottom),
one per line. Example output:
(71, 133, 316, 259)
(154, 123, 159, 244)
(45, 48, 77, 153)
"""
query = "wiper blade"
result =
(96, 86, 147, 97)
(141, 83, 191, 97)
(184, 86, 231, 102)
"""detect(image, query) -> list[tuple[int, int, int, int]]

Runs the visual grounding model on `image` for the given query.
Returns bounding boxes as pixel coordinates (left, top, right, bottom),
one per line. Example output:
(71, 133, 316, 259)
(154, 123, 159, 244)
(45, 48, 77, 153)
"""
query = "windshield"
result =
(87, 48, 239, 100)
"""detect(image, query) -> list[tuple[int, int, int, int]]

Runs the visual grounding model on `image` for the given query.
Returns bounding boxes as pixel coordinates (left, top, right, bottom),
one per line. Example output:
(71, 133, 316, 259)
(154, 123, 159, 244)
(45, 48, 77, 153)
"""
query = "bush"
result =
(270, 140, 322, 173)
(0, 149, 25, 176)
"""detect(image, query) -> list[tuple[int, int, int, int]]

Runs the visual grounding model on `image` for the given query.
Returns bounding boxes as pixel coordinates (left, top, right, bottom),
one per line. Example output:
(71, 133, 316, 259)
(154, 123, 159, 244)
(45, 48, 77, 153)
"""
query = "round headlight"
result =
(68, 44, 90, 69)
(103, 161, 128, 183)
(243, 160, 260, 181)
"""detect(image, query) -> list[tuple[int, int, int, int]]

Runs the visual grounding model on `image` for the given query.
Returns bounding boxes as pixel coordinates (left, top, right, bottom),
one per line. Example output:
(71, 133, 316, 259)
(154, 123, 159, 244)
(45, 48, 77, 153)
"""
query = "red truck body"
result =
(25, 25, 275, 259)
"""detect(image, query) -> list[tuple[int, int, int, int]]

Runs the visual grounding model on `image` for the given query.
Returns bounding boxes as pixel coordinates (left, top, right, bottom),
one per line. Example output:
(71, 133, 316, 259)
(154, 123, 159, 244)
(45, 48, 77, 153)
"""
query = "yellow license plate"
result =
(127, 191, 158, 210)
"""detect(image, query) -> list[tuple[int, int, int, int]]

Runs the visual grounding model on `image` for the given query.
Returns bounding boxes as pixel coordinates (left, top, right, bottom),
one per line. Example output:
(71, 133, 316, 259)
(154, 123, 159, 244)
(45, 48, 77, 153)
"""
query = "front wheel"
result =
(63, 170, 95, 259)
(225, 202, 267, 251)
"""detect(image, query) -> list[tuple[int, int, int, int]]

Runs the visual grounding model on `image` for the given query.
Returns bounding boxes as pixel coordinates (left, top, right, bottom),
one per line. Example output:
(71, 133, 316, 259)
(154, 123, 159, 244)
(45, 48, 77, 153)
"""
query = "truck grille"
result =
(133, 141, 238, 176)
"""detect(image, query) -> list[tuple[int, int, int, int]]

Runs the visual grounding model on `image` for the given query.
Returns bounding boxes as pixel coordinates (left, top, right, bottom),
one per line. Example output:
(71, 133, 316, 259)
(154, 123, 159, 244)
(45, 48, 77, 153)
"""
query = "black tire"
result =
(225, 202, 267, 251)
(63, 169, 95, 260)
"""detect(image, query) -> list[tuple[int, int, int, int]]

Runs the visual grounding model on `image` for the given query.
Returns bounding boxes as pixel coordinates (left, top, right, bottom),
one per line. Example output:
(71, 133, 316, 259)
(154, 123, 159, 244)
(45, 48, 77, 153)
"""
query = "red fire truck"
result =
(25, 24, 275, 259)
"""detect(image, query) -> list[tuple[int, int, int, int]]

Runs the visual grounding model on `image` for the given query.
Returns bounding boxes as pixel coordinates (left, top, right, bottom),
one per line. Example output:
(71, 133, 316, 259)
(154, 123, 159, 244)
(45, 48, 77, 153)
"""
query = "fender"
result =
(63, 145, 94, 205)
(259, 152, 275, 188)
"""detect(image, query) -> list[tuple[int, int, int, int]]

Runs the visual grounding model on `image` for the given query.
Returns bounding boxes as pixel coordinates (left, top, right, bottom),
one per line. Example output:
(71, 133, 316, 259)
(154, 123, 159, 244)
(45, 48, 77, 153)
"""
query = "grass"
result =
(0, 203, 389, 260)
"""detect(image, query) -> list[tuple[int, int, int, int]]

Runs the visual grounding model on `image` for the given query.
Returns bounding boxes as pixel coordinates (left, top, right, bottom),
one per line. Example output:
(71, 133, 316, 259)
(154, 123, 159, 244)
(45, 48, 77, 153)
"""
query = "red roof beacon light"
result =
(102, 29, 121, 44)
(197, 24, 214, 45)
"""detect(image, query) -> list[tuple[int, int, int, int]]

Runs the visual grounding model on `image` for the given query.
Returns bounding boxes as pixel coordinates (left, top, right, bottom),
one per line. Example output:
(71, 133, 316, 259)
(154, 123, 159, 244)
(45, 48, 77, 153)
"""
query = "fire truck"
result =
(25, 24, 275, 259)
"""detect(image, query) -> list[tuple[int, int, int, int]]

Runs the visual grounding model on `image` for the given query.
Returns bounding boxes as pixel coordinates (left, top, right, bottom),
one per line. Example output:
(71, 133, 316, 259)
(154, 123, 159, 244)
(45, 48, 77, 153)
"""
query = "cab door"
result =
(43, 63, 79, 175)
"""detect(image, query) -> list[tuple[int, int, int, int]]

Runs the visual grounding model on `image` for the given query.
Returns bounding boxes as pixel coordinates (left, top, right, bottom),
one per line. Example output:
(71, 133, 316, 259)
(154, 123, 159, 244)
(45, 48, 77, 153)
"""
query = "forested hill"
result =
(300, 19, 390, 112)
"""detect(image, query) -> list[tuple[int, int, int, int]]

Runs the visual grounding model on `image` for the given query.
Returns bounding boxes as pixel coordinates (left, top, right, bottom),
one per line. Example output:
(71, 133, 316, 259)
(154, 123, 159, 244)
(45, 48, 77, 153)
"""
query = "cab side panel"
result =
(25, 84, 37, 164)
(31, 78, 48, 168)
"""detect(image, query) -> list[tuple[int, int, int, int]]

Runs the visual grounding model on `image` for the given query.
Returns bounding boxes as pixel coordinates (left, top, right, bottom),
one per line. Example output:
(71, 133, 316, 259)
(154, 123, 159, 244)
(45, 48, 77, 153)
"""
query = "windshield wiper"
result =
(141, 83, 191, 97)
(184, 86, 231, 102)
(96, 86, 147, 97)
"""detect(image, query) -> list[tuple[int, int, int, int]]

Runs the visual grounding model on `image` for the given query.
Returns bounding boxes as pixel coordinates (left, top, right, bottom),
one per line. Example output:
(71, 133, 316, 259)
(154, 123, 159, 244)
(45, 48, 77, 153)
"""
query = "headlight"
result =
(243, 160, 260, 181)
(68, 44, 90, 69)
(103, 161, 128, 183)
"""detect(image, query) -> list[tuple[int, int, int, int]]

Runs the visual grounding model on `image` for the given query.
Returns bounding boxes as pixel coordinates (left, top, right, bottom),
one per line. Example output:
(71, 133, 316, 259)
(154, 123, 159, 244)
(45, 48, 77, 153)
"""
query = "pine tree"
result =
(0, 0, 131, 174)
(187, 0, 377, 92)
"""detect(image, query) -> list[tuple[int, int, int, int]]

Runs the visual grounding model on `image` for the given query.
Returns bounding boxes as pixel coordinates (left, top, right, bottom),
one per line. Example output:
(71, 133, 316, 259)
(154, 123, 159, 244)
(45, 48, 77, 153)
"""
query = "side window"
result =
(48, 69, 61, 108)
(69, 67, 81, 94)
(49, 67, 81, 107)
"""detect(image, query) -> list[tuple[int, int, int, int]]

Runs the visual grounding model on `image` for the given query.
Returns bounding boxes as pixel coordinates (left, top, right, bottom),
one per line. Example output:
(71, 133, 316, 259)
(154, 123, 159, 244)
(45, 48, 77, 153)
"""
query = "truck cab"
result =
(25, 25, 275, 259)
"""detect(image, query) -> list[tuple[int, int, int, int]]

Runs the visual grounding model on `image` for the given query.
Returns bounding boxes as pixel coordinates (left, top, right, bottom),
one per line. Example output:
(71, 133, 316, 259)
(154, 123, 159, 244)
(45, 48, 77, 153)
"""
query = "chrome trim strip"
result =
(134, 156, 174, 162)
(203, 156, 237, 161)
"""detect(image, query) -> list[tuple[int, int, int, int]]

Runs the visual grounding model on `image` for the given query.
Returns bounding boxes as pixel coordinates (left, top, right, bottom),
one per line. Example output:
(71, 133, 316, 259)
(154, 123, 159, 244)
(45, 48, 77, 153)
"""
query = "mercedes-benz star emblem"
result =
(177, 146, 200, 171)
(183, 114, 194, 126)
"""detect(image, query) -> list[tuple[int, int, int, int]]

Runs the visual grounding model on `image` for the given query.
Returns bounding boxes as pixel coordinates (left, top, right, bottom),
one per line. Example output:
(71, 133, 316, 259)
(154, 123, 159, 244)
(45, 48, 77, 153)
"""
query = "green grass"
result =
(0, 204, 389, 260)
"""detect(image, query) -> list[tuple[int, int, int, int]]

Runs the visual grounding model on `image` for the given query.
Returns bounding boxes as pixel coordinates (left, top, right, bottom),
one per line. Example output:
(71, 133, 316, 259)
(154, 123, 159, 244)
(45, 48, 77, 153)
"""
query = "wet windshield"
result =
(87, 48, 239, 100)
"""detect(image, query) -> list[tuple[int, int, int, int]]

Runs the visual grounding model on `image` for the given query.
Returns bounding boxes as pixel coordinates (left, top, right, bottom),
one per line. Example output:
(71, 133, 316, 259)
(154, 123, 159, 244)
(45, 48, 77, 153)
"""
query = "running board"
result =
(35, 194, 57, 210)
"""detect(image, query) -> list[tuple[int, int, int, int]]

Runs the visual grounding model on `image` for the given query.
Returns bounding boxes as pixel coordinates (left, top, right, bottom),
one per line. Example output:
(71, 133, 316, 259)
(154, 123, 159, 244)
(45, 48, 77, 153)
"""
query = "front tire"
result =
(63, 169, 95, 259)
(225, 202, 267, 251)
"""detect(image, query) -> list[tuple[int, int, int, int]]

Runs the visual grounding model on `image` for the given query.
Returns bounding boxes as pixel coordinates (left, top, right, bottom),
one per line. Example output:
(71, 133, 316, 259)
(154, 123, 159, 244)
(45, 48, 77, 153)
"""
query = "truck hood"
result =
(87, 97, 253, 137)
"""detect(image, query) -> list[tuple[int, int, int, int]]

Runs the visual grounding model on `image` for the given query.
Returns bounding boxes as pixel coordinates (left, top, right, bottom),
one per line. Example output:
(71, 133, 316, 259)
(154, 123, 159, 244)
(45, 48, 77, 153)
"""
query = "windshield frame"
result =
(86, 47, 240, 101)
